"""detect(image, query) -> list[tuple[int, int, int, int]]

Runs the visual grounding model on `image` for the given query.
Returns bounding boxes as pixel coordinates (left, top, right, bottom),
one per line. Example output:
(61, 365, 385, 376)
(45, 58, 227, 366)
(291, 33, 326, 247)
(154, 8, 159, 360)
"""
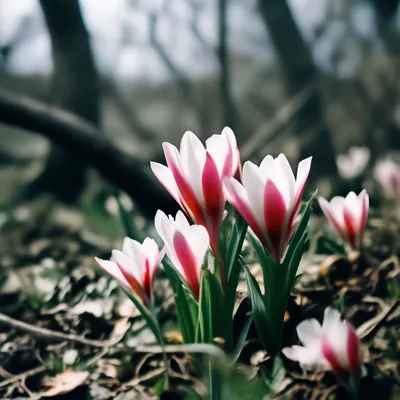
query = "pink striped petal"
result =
(343, 204, 358, 248)
(224, 177, 265, 243)
(202, 152, 225, 246)
(173, 231, 201, 298)
(263, 180, 288, 261)
(289, 157, 312, 226)
(150, 162, 186, 211)
(163, 143, 206, 226)
(318, 197, 346, 239)
(346, 322, 361, 378)
(359, 190, 369, 234)
(321, 339, 347, 377)
(95, 258, 131, 289)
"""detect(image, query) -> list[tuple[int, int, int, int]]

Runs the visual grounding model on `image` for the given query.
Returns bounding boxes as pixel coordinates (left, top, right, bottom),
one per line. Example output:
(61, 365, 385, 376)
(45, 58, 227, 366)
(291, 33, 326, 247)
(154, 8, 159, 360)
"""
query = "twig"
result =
(0, 312, 122, 348)
(0, 365, 47, 389)
(356, 300, 399, 339)
(0, 312, 226, 361)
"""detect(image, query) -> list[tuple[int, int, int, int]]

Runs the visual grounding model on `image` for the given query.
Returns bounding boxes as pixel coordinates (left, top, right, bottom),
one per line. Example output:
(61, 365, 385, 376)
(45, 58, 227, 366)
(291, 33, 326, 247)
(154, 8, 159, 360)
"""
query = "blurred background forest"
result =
(1, 0, 400, 215)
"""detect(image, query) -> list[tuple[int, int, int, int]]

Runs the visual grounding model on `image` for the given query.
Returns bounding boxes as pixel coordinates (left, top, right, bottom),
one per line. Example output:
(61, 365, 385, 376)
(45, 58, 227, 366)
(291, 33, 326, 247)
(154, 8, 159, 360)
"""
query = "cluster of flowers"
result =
(337, 145, 400, 197)
(96, 128, 369, 385)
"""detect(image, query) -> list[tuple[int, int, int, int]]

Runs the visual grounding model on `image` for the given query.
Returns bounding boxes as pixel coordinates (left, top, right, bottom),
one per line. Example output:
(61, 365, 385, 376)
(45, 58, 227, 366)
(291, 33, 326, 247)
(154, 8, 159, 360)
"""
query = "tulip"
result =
(150, 127, 240, 247)
(224, 154, 312, 262)
(283, 307, 362, 379)
(155, 210, 210, 299)
(318, 190, 369, 249)
(95, 237, 163, 305)
(373, 158, 400, 198)
(336, 146, 370, 180)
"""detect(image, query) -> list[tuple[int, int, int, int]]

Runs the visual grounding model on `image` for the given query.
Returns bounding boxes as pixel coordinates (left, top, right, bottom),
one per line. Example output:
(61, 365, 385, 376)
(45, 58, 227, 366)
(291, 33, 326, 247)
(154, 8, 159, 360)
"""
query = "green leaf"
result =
(224, 215, 248, 322)
(244, 265, 269, 348)
(115, 192, 142, 241)
(197, 270, 226, 344)
(316, 235, 346, 255)
(283, 191, 316, 295)
(175, 282, 198, 343)
(225, 215, 248, 283)
(124, 290, 163, 346)
(230, 312, 253, 364)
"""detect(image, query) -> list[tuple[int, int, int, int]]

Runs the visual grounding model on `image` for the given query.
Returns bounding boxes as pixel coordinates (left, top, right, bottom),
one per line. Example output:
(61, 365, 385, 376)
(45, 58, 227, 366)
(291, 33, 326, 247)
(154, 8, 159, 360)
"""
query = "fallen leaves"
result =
(40, 370, 89, 397)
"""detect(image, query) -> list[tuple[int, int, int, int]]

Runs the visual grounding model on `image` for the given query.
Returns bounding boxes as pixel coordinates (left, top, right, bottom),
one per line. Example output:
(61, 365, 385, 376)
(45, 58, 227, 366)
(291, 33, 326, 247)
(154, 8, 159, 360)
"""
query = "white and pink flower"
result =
(373, 158, 400, 198)
(224, 154, 312, 262)
(283, 307, 362, 379)
(155, 210, 210, 299)
(150, 128, 240, 247)
(318, 190, 369, 249)
(336, 146, 370, 180)
(95, 237, 163, 305)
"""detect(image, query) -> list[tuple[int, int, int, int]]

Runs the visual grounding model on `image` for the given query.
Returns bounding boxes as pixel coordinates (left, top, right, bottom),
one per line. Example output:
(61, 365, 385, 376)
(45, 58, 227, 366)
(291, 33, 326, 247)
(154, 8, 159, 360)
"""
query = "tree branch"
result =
(0, 89, 178, 217)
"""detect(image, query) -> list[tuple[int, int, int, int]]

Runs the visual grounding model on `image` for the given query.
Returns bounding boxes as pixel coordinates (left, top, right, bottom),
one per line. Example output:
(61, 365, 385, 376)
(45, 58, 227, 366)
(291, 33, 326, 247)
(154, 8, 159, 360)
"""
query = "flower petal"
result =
(150, 162, 185, 210)
(202, 152, 224, 244)
(180, 131, 207, 203)
(283, 345, 325, 369)
(346, 321, 361, 377)
(94, 258, 130, 289)
(173, 231, 202, 298)
(263, 179, 288, 261)
(296, 318, 323, 347)
(224, 177, 264, 241)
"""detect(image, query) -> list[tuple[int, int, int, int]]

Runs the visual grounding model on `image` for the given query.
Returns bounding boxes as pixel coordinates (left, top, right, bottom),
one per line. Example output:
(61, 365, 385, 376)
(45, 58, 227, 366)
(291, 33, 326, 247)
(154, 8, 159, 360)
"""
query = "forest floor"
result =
(0, 197, 399, 400)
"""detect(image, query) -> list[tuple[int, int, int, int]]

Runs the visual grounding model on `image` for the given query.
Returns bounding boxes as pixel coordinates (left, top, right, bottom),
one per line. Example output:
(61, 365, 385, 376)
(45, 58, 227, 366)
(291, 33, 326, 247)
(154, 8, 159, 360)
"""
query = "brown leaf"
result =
(40, 370, 89, 397)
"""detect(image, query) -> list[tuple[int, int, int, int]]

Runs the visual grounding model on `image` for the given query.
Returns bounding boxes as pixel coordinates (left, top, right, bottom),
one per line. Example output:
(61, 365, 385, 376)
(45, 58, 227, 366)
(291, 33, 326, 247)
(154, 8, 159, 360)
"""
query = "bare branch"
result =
(148, 12, 192, 98)
(0, 89, 178, 217)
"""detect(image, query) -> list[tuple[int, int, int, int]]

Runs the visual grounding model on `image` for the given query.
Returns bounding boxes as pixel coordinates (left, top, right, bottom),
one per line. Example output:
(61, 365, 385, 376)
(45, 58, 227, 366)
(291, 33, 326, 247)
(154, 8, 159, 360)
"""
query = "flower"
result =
(336, 146, 370, 179)
(318, 190, 369, 249)
(95, 237, 163, 305)
(373, 158, 400, 198)
(150, 127, 240, 247)
(155, 210, 210, 299)
(283, 307, 362, 379)
(224, 154, 312, 262)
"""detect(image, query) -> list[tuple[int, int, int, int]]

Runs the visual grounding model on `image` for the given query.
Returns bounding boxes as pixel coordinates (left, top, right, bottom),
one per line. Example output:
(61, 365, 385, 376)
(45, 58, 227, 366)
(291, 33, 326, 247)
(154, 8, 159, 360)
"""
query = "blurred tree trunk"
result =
(33, 0, 100, 202)
(258, 0, 337, 178)
(370, 0, 400, 150)
(218, 0, 235, 129)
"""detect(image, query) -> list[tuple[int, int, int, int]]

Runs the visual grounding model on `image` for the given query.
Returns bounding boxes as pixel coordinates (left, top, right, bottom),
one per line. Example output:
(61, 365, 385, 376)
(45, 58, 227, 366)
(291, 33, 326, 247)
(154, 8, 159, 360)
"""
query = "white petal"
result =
(224, 177, 251, 215)
(111, 249, 143, 283)
(329, 196, 345, 228)
(242, 161, 266, 231)
(344, 191, 362, 225)
(142, 237, 161, 267)
(322, 307, 342, 333)
(297, 318, 323, 346)
(206, 133, 229, 177)
(295, 157, 312, 193)
(186, 224, 210, 267)
(150, 162, 183, 207)
(283, 345, 325, 369)
(271, 154, 295, 208)
(180, 131, 206, 204)
(155, 210, 180, 270)
(95, 258, 130, 288)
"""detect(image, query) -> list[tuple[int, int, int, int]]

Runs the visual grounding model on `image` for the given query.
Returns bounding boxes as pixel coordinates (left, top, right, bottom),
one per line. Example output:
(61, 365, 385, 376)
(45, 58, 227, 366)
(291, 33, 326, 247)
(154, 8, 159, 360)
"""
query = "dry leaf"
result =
(40, 370, 89, 397)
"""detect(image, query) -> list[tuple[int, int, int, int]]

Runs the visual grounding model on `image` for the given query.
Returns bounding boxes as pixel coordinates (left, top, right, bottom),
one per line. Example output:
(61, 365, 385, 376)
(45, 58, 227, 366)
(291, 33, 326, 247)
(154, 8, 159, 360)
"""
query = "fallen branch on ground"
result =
(0, 89, 178, 217)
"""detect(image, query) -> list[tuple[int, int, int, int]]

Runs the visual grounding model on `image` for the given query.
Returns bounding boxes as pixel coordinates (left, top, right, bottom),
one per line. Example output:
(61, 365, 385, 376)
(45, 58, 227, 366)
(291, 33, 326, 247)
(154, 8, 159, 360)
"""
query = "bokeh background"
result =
(1, 0, 400, 213)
